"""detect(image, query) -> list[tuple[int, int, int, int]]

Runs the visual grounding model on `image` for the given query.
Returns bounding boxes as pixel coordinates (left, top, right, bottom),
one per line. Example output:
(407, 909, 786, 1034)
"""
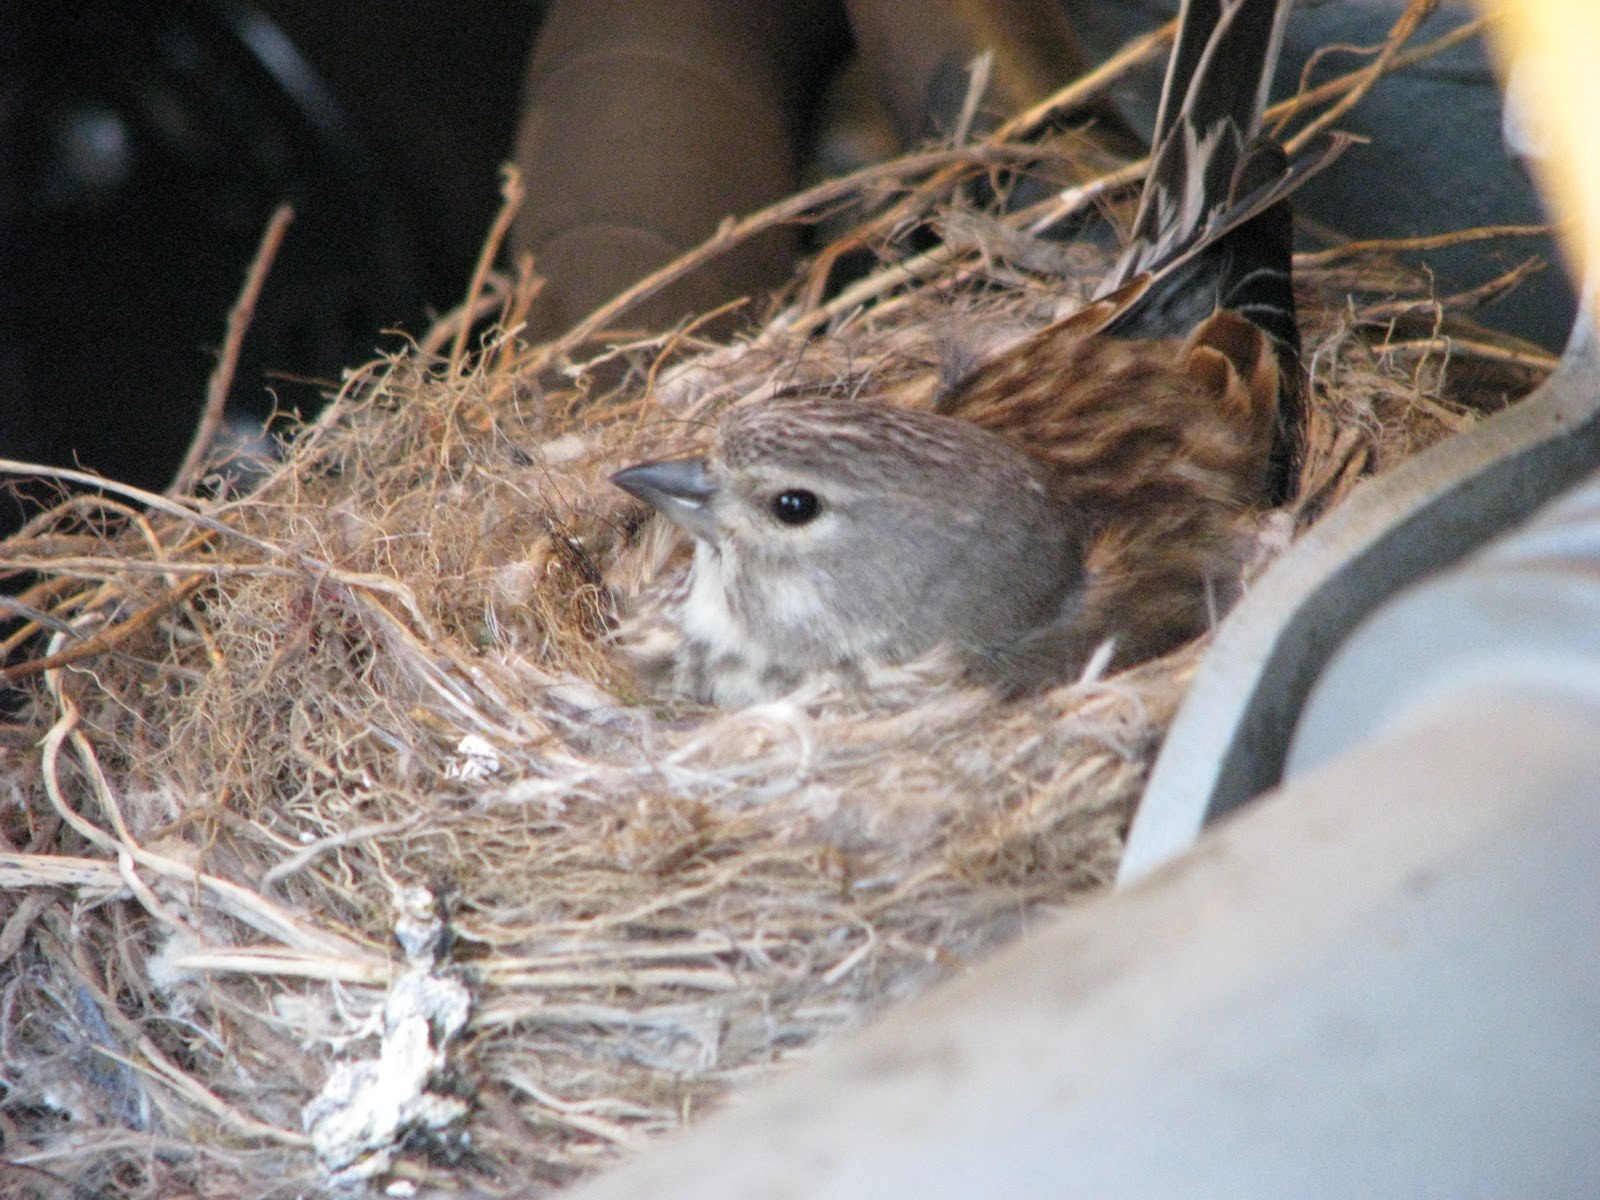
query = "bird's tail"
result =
(1095, 0, 1349, 499)
(1098, 0, 1345, 352)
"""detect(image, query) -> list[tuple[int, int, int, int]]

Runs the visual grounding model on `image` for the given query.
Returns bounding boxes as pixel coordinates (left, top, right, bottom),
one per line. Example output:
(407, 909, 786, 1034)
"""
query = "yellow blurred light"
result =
(1482, 0, 1600, 315)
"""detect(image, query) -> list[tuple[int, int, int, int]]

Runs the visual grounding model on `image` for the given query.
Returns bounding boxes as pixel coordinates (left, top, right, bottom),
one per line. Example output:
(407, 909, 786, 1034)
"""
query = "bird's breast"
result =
(678, 542, 750, 660)
(671, 541, 797, 706)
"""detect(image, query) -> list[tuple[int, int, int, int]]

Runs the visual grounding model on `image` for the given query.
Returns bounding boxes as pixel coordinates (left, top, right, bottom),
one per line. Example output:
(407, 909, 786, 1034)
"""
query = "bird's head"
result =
(610, 399, 1084, 680)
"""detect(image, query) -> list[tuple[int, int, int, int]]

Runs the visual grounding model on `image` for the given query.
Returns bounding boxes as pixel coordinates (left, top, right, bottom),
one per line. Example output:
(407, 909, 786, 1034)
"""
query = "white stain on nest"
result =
(445, 734, 502, 783)
(303, 885, 472, 1187)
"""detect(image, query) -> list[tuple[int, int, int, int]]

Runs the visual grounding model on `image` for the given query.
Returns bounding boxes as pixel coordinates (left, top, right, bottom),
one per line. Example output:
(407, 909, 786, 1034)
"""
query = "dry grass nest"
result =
(0, 17, 1560, 1198)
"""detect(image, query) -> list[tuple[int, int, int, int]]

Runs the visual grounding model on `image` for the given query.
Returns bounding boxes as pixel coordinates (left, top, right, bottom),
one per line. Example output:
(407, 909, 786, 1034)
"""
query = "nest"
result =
(0, 14, 1556, 1198)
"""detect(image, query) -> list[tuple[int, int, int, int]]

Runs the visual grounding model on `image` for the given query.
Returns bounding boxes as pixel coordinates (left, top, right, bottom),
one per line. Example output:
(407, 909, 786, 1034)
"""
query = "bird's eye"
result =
(770, 488, 821, 526)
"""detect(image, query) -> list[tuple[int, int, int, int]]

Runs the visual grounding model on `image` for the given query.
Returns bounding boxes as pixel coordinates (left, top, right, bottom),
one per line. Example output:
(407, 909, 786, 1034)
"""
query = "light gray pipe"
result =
(1288, 454, 1600, 776)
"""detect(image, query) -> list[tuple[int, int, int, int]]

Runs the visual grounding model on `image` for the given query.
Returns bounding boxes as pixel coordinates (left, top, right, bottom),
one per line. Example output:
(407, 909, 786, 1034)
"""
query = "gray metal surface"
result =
(1289, 459, 1600, 777)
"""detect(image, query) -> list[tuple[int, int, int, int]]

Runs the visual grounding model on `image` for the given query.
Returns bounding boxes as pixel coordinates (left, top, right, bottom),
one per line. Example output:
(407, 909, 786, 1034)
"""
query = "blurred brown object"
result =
(512, 0, 846, 341)
(844, 0, 1097, 143)
(513, 0, 1125, 345)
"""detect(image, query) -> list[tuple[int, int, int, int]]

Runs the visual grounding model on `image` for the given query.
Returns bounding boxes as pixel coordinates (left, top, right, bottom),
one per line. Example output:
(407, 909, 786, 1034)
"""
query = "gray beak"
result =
(610, 457, 720, 541)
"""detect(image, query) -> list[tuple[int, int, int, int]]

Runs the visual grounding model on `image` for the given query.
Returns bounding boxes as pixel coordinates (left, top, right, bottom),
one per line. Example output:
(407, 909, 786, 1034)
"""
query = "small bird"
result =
(611, 0, 1346, 706)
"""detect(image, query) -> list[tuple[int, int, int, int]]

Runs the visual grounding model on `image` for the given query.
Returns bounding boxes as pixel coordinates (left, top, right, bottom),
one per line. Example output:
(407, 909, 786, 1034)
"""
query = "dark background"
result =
(3, 0, 545, 518)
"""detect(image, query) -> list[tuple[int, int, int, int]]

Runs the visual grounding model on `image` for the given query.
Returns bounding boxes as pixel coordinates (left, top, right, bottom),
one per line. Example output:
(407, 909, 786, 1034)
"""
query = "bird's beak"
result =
(610, 457, 720, 542)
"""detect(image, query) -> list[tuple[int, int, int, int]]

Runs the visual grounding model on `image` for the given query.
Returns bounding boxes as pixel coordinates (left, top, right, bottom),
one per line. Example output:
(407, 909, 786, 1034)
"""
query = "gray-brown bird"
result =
(611, 0, 1347, 706)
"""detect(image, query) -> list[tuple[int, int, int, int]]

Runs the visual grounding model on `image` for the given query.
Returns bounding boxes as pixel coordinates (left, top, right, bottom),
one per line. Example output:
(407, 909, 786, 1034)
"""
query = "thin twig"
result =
(0, 850, 128, 890)
(451, 166, 526, 372)
(169, 205, 293, 498)
(168, 947, 392, 985)
(0, 595, 79, 639)
(1273, 12, 1490, 143)
(1296, 223, 1554, 266)
(951, 50, 994, 149)
(1284, 0, 1438, 154)
(0, 576, 204, 685)
(494, 251, 545, 373)
(260, 815, 422, 888)
(1357, 256, 1546, 320)
(0, 457, 285, 560)
(0, 892, 55, 967)
(1379, 336, 1559, 371)
(421, 280, 512, 360)
(993, 19, 1175, 143)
